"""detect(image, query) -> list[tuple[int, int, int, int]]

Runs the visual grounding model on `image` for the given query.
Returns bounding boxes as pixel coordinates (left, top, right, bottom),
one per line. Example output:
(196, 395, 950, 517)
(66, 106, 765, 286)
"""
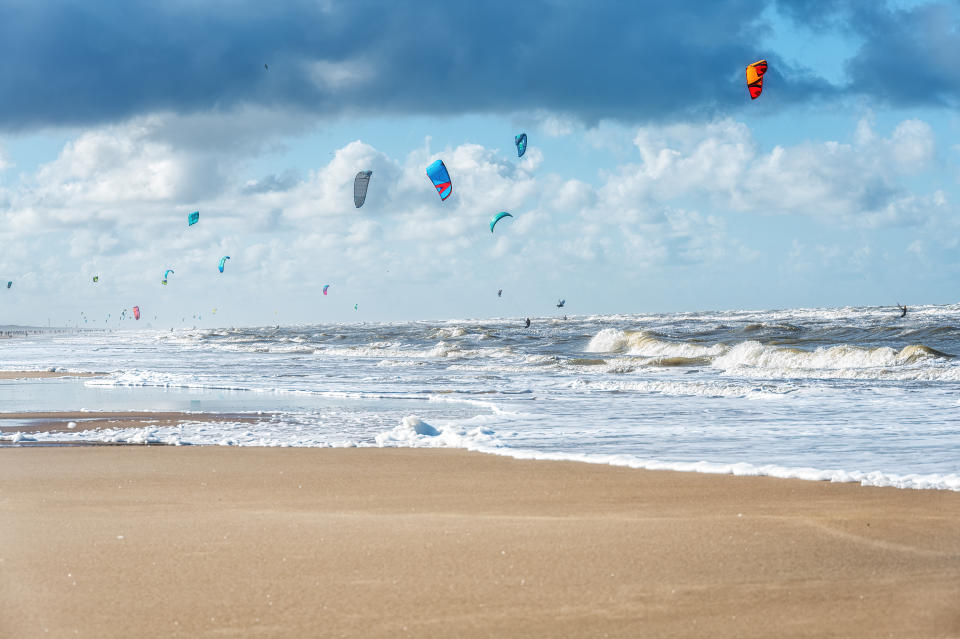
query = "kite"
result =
(188, 211, 199, 226)
(354, 304, 358, 310)
(426, 160, 452, 201)
(354, 171, 373, 208)
(498, 289, 502, 297)
(218, 256, 230, 273)
(163, 269, 174, 285)
(746, 60, 767, 100)
(133, 306, 141, 320)
(5, 281, 10, 289)
(92, 275, 99, 283)
(323, 284, 330, 295)
(490, 211, 513, 233)
(515, 133, 527, 157)
(556, 299, 565, 308)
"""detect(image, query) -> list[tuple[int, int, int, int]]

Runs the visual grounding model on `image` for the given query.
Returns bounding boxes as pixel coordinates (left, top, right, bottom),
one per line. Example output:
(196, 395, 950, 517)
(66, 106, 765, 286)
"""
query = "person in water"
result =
(525, 318, 531, 328)
(897, 303, 907, 317)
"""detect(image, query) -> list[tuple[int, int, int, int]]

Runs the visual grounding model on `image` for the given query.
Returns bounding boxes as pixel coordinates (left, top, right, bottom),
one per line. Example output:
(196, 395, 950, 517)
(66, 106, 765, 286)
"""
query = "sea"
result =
(2, 304, 959, 491)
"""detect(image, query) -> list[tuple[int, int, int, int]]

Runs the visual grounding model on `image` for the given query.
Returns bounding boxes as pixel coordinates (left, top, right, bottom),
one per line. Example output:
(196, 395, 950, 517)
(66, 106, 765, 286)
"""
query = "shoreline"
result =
(2, 447, 959, 637)
(0, 408, 957, 492)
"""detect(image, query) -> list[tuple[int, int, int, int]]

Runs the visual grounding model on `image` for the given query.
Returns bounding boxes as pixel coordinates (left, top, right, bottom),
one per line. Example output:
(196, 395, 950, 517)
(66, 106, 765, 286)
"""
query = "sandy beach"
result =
(2, 444, 958, 638)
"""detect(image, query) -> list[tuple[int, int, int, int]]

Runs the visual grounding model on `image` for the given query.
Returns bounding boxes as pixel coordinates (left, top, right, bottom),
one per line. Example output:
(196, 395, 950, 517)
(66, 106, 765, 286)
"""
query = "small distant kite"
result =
(133, 306, 141, 320)
(498, 289, 502, 297)
(556, 299, 565, 308)
(188, 211, 199, 226)
(746, 60, 768, 100)
(218, 256, 230, 273)
(515, 133, 527, 157)
(92, 275, 99, 283)
(490, 211, 513, 233)
(162, 269, 174, 285)
(354, 304, 358, 311)
(323, 284, 330, 295)
(426, 160, 452, 201)
(354, 171, 373, 208)
(5, 281, 10, 289)
(264, 63, 268, 71)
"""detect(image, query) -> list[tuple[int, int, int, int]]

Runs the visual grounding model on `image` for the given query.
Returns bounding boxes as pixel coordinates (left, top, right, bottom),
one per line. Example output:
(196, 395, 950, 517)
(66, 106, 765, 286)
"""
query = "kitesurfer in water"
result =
(897, 303, 907, 317)
(525, 318, 531, 328)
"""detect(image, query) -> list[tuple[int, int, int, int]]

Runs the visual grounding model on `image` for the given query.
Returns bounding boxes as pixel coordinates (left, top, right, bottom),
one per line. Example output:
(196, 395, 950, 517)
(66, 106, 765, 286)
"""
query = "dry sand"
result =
(1, 446, 958, 638)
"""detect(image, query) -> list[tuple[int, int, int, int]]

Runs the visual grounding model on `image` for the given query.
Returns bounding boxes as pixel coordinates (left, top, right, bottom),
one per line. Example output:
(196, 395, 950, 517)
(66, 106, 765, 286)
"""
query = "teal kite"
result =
(515, 133, 527, 157)
(490, 212, 513, 233)
(218, 256, 230, 273)
(188, 211, 199, 226)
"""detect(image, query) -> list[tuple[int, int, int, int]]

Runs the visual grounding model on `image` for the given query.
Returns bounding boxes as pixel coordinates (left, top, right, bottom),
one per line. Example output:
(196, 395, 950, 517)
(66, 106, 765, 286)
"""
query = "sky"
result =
(0, 0, 959, 326)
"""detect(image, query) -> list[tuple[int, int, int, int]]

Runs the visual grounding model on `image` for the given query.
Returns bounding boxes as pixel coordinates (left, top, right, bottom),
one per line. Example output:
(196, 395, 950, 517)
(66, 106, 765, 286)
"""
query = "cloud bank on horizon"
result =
(0, 0, 958, 324)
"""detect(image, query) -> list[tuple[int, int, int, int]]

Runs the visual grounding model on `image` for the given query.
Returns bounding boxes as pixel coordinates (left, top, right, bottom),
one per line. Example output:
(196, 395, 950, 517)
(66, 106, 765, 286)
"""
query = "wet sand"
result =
(1, 446, 958, 638)
(0, 370, 104, 379)
(0, 411, 266, 439)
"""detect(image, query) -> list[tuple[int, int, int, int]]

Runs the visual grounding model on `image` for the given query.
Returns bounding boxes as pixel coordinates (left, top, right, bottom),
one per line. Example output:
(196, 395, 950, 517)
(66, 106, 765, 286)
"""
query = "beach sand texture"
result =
(2, 446, 959, 638)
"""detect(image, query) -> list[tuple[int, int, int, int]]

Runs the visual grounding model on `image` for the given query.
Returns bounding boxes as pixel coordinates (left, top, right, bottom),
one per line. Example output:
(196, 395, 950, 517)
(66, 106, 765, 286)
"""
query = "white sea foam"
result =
(471, 448, 960, 492)
(568, 378, 793, 399)
(375, 416, 503, 448)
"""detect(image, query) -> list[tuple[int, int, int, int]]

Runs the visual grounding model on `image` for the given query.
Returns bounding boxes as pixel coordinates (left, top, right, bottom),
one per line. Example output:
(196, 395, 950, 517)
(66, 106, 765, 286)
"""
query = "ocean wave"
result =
(585, 328, 727, 358)
(584, 326, 957, 379)
(713, 340, 954, 378)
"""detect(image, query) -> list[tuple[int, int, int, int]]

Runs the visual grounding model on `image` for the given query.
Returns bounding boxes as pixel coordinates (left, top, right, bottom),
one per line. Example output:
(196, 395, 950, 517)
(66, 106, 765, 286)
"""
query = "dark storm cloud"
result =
(844, 2, 960, 108)
(775, 0, 960, 108)
(2, 0, 950, 130)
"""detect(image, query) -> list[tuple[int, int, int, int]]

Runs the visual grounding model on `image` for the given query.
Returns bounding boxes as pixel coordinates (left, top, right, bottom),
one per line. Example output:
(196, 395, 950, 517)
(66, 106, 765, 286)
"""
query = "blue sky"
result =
(0, 0, 958, 326)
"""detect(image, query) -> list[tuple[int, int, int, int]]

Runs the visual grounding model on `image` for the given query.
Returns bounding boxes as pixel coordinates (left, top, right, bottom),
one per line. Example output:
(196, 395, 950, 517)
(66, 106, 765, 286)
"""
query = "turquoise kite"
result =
(162, 269, 174, 285)
(218, 256, 230, 273)
(490, 212, 513, 233)
(515, 133, 527, 157)
(5, 281, 10, 289)
(188, 211, 199, 226)
(426, 160, 452, 201)
(323, 284, 330, 296)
